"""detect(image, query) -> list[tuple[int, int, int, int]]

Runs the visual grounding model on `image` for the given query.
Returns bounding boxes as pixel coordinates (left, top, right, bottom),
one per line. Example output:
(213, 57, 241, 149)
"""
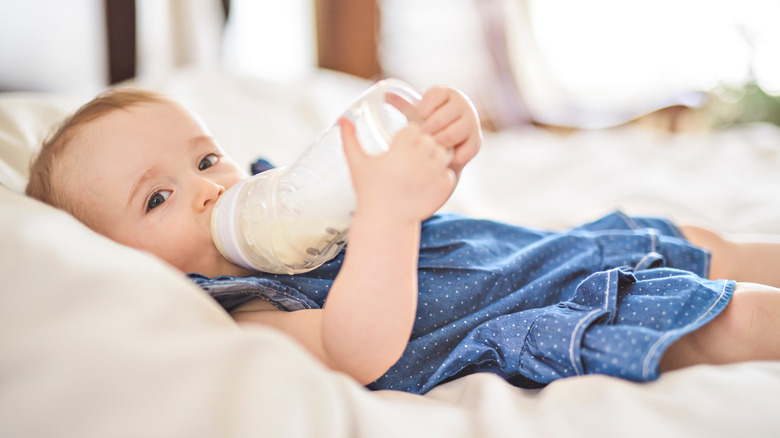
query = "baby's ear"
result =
(250, 158, 275, 175)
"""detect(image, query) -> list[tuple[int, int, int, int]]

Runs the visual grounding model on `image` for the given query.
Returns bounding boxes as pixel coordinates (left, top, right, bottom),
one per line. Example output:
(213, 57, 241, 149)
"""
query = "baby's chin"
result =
(177, 251, 256, 278)
(210, 254, 258, 278)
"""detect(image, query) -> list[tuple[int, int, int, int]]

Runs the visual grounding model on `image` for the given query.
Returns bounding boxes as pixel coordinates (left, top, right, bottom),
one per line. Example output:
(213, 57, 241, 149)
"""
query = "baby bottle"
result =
(211, 78, 423, 274)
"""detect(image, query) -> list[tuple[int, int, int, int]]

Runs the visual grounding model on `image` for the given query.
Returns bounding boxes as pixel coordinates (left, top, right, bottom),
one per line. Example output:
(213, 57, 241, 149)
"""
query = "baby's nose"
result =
(196, 180, 225, 210)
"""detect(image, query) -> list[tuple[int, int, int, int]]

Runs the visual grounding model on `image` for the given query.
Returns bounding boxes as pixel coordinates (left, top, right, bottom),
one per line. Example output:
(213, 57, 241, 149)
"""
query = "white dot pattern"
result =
(193, 211, 735, 395)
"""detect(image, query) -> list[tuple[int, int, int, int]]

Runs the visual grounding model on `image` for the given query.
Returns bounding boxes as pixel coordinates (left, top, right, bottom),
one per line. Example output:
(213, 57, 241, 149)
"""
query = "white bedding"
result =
(2, 68, 780, 437)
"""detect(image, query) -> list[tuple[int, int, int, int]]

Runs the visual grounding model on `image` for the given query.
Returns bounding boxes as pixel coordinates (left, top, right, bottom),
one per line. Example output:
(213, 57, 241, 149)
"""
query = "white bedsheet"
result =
(2, 68, 780, 437)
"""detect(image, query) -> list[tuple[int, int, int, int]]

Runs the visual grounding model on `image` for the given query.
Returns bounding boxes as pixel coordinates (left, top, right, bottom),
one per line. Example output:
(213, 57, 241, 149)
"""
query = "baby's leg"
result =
(679, 223, 780, 288)
(660, 282, 780, 372)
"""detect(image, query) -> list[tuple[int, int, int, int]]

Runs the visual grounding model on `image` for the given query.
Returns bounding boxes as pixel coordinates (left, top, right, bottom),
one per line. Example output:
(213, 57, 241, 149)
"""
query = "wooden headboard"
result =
(104, 0, 380, 84)
(314, 0, 380, 80)
(104, 0, 136, 84)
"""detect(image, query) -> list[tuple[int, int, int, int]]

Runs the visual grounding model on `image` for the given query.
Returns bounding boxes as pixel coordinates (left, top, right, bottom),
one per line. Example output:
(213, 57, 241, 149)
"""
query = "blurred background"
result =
(1, 0, 779, 131)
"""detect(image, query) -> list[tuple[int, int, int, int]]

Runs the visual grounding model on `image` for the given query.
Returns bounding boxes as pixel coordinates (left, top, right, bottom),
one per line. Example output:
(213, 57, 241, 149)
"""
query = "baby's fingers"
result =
(339, 118, 366, 169)
(417, 87, 450, 120)
(393, 124, 452, 167)
(431, 115, 473, 154)
(422, 135, 454, 167)
(421, 101, 464, 138)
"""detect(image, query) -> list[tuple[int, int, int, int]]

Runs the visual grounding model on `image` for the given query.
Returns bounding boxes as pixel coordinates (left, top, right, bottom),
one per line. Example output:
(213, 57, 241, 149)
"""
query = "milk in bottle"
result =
(211, 79, 423, 274)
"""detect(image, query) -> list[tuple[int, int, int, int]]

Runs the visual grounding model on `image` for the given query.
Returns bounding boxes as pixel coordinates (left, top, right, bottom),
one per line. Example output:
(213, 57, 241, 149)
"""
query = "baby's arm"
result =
(233, 119, 456, 384)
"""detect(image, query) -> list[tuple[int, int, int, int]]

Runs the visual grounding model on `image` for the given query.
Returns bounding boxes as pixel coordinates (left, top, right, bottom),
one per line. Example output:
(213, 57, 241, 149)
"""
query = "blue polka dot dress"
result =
(190, 211, 734, 394)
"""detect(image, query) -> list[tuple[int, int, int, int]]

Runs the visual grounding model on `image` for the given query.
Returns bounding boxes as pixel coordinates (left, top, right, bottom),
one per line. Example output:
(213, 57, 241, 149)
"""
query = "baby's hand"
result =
(340, 118, 456, 223)
(417, 87, 482, 178)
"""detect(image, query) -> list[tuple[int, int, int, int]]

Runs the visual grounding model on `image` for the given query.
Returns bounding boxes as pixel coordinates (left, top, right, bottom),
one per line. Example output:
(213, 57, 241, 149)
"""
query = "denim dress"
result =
(189, 211, 734, 394)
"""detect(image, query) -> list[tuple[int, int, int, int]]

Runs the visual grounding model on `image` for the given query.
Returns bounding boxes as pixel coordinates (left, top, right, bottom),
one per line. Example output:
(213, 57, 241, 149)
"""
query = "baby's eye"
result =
(146, 190, 171, 212)
(198, 153, 219, 171)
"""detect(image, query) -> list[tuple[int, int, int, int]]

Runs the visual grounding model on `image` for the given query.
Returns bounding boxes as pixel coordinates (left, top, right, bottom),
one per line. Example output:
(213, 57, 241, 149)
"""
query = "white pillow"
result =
(0, 93, 85, 193)
(0, 73, 403, 437)
(0, 183, 380, 437)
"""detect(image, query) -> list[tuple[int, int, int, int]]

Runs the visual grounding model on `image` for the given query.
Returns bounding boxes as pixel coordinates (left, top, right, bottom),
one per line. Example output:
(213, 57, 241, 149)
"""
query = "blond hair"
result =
(25, 88, 167, 222)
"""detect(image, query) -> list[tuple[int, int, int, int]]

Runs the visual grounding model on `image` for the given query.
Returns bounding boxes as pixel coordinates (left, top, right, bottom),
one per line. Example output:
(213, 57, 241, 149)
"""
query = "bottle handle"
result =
(364, 78, 423, 150)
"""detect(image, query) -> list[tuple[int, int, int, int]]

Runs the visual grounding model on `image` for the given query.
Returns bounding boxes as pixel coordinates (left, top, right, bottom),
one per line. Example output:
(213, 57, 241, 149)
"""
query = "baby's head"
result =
(26, 88, 253, 277)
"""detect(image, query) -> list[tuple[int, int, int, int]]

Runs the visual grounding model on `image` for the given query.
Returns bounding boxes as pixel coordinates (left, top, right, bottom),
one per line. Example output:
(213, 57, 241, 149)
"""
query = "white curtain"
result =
(497, 0, 777, 128)
(136, 0, 226, 79)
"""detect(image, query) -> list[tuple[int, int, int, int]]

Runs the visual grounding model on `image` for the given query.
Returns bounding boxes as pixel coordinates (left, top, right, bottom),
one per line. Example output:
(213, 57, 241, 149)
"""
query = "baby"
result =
(26, 85, 780, 394)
